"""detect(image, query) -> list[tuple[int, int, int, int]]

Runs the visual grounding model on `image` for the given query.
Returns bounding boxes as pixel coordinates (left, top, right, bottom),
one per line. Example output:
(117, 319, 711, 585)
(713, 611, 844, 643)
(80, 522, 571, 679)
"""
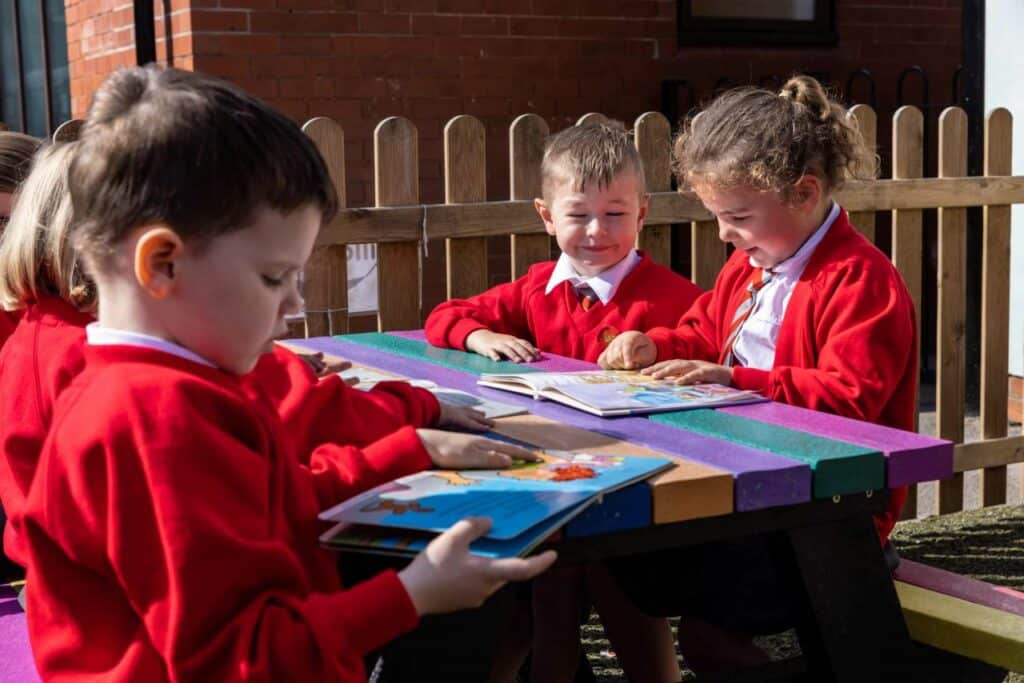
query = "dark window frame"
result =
(678, 0, 838, 48)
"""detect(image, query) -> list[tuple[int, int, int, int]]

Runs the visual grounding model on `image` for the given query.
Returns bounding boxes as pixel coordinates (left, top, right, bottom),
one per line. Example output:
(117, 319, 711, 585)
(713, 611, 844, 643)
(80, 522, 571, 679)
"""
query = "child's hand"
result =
(399, 517, 557, 616)
(643, 359, 733, 386)
(296, 351, 353, 379)
(416, 429, 541, 469)
(598, 331, 656, 370)
(465, 330, 540, 363)
(437, 403, 494, 432)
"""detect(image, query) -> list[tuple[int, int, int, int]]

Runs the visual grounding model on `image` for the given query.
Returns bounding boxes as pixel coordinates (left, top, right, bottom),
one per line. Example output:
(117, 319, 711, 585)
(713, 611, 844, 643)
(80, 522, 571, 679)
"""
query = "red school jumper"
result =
(0, 296, 92, 568)
(646, 210, 917, 541)
(425, 252, 703, 363)
(21, 345, 428, 682)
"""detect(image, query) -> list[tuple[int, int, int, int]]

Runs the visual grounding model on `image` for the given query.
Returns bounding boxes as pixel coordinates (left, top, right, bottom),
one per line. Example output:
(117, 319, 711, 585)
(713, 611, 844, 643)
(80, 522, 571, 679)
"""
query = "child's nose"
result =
(282, 281, 305, 317)
(718, 222, 737, 242)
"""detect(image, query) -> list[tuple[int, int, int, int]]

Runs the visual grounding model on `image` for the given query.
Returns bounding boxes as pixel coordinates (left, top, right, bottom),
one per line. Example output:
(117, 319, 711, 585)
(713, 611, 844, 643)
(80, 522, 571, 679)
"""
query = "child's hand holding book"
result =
(398, 517, 557, 615)
(415, 429, 541, 469)
(436, 403, 494, 431)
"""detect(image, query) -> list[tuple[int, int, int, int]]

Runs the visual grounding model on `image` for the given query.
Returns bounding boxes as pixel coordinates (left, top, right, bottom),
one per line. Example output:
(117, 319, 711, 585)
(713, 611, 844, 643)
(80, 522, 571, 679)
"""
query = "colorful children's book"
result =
(477, 370, 767, 417)
(318, 450, 673, 555)
(320, 501, 591, 559)
(339, 366, 526, 418)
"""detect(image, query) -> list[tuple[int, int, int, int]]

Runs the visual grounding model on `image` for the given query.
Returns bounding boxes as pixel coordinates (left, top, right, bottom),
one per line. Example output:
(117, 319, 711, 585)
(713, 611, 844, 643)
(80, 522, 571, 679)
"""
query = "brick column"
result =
(1011, 376, 1023, 424)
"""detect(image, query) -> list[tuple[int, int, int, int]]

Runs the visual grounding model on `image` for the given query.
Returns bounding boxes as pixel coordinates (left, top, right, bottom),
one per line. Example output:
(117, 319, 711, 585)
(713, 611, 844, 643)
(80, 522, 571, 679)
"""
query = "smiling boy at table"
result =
(598, 75, 916, 673)
(17, 66, 555, 682)
(426, 123, 691, 682)
(424, 120, 702, 365)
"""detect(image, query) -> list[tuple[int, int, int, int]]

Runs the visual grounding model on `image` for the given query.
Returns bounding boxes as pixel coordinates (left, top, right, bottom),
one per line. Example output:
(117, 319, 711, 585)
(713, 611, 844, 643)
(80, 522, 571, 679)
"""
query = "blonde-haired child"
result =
(599, 75, 915, 672)
(17, 66, 555, 681)
(0, 130, 44, 348)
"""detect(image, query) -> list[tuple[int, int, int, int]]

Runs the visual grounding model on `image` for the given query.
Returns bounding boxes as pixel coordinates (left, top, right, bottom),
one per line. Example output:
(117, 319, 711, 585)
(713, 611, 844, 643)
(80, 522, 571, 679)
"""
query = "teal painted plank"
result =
(339, 332, 540, 376)
(651, 409, 885, 498)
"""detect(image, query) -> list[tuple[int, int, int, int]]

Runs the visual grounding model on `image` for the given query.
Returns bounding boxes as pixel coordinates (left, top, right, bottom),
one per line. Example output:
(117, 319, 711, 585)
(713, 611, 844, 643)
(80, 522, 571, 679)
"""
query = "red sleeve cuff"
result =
(645, 327, 677, 363)
(363, 425, 433, 480)
(448, 319, 488, 350)
(731, 366, 770, 393)
(310, 569, 419, 656)
(414, 387, 441, 426)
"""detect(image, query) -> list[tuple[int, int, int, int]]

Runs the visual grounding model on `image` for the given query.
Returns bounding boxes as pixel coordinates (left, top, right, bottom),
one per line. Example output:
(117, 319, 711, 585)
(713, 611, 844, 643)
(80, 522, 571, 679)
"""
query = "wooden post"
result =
(444, 115, 488, 299)
(375, 117, 421, 330)
(892, 106, 924, 519)
(634, 111, 673, 267)
(577, 112, 611, 126)
(688, 112, 726, 289)
(936, 107, 968, 515)
(980, 108, 1012, 506)
(302, 117, 348, 337)
(847, 104, 877, 244)
(53, 118, 84, 143)
(509, 114, 550, 278)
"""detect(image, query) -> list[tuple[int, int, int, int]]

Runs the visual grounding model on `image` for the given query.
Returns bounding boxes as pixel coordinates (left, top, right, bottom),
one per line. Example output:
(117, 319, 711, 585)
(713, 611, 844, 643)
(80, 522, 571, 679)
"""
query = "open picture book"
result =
(477, 370, 767, 417)
(319, 449, 673, 558)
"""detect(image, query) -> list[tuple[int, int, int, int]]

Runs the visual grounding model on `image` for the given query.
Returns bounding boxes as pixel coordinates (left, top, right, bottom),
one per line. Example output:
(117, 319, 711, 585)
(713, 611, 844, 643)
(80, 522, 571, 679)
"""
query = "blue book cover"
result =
(319, 451, 673, 541)
(320, 501, 593, 559)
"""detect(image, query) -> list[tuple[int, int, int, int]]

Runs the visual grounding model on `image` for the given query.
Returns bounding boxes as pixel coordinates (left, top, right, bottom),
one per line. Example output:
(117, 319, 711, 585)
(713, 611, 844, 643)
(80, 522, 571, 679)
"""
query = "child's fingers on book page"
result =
(485, 550, 558, 582)
(486, 439, 542, 462)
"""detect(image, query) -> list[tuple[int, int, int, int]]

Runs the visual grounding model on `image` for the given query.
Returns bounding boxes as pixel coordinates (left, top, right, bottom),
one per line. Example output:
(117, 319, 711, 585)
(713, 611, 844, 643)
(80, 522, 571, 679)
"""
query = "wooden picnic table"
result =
(287, 331, 955, 683)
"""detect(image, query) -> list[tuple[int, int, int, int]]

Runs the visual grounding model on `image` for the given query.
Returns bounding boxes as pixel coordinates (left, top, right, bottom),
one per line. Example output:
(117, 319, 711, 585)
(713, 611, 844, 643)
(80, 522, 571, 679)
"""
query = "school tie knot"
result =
(575, 282, 599, 311)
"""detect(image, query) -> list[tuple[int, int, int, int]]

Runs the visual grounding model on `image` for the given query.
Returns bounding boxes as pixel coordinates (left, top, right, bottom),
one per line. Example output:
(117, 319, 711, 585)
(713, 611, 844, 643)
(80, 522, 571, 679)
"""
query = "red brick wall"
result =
(1011, 376, 1023, 425)
(67, 0, 964, 206)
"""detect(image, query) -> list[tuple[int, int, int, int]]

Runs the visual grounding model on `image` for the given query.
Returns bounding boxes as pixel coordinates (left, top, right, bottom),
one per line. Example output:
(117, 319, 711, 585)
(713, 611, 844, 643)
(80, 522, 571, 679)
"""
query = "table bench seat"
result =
(895, 559, 1024, 674)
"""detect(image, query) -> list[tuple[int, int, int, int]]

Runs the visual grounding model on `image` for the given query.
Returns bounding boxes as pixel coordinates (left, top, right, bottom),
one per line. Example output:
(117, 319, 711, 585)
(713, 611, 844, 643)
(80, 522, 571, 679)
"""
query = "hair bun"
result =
(779, 75, 830, 122)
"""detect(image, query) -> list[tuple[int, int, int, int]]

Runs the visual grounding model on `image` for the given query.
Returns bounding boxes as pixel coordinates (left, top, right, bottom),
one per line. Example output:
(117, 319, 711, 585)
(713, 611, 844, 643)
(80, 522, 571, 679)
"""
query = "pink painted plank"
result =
(894, 559, 1024, 617)
(388, 329, 597, 372)
(0, 585, 40, 682)
(721, 402, 953, 487)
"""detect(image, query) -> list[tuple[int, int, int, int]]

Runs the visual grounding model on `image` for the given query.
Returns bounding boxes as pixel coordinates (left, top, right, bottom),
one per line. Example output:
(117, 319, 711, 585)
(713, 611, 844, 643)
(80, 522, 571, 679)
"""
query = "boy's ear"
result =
(134, 227, 184, 299)
(636, 194, 649, 232)
(534, 198, 557, 237)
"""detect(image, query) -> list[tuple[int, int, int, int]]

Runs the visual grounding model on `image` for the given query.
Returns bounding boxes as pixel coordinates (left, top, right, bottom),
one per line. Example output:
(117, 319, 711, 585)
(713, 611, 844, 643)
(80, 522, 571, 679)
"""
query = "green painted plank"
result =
(651, 409, 885, 498)
(338, 332, 540, 376)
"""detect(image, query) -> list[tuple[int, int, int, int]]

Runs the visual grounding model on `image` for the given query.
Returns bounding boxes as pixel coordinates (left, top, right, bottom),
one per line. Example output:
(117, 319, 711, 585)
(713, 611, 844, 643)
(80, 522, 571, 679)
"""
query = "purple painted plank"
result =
(721, 402, 953, 487)
(895, 560, 1024, 618)
(0, 587, 39, 682)
(292, 336, 810, 511)
(387, 330, 598, 373)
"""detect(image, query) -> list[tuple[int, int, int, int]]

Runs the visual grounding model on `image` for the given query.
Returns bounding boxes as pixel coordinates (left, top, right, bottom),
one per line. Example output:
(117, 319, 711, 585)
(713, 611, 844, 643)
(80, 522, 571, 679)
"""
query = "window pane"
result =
(45, 0, 69, 128)
(17, 0, 48, 136)
(0, 0, 23, 130)
(691, 0, 816, 21)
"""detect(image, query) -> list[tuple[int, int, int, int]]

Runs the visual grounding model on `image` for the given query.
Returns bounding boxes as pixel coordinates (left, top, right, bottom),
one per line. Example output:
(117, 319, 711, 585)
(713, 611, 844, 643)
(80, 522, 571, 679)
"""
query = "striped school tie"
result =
(719, 268, 774, 367)
(576, 283, 599, 311)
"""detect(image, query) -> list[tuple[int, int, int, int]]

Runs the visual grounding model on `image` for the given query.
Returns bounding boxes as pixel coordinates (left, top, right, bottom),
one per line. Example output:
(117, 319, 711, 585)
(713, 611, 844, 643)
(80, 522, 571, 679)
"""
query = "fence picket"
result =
(981, 108, 1013, 506)
(634, 112, 673, 266)
(444, 115, 488, 299)
(509, 114, 550, 278)
(577, 112, 611, 126)
(847, 105, 877, 244)
(936, 107, 968, 515)
(687, 112, 726, 289)
(375, 117, 421, 330)
(892, 106, 925, 519)
(302, 117, 349, 337)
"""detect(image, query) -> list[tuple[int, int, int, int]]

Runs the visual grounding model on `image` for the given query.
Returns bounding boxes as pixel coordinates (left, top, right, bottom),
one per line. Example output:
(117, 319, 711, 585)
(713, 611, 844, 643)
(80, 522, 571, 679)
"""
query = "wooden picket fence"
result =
(291, 105, 1024, 521)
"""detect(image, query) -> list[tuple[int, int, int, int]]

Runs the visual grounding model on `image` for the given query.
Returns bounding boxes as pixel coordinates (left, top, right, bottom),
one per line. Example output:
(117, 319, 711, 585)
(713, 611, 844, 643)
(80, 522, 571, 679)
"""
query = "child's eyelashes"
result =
(261, 274, 285, 287)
